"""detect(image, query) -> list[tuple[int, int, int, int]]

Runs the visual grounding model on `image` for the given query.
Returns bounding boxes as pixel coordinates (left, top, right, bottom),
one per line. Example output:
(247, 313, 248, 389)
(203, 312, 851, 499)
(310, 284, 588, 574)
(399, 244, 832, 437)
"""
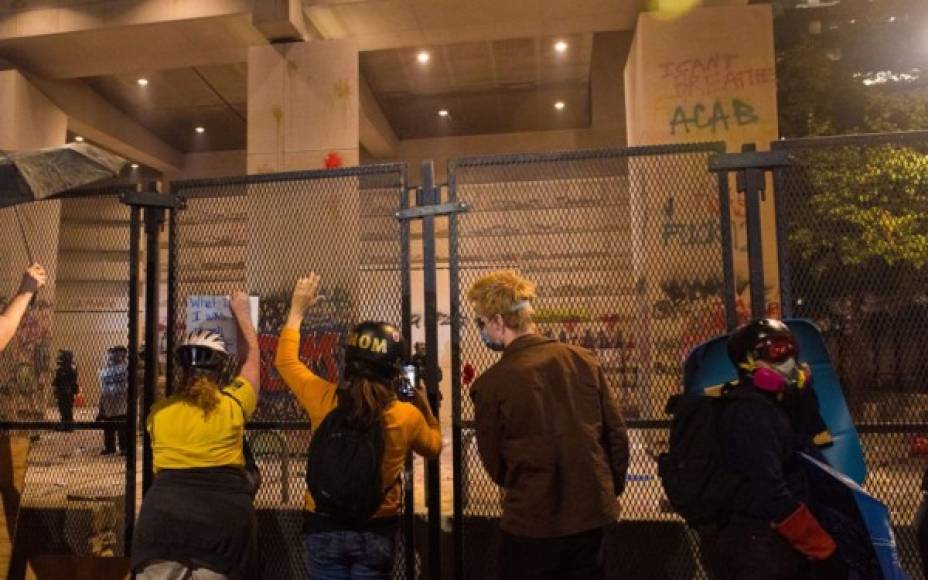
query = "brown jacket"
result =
(469, 333, 629, 538)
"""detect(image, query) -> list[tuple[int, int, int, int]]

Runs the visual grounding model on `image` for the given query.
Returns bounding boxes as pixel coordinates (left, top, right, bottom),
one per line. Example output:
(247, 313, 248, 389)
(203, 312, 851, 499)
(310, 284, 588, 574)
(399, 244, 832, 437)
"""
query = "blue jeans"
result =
(303, 530, 395, 580)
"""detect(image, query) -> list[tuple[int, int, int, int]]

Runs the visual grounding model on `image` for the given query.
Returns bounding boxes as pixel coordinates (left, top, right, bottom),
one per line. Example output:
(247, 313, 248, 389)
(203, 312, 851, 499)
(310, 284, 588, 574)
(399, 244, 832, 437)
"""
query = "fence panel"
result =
(773, 131, 928, 578)
(448, 144, 727, 579)
(0, 187, 137, 576)
(169, 165, 411, 579)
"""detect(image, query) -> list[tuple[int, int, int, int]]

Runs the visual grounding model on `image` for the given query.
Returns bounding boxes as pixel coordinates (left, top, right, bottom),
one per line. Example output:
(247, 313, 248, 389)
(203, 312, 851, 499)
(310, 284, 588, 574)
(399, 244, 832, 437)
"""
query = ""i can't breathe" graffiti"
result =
(658, 52, 775, 136)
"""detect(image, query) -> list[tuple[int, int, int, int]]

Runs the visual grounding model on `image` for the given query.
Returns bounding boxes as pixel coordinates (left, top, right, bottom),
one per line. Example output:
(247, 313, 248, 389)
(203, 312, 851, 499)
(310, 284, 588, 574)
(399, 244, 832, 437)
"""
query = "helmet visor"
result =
(176, 345, 226, 370)
(756, 336, 797, 364)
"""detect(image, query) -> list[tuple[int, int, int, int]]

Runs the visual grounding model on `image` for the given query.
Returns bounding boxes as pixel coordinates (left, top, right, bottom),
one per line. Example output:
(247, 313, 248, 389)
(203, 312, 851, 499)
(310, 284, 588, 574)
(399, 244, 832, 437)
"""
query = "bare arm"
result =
(0, 264, 46, 353)
(230, 291, 260, 393)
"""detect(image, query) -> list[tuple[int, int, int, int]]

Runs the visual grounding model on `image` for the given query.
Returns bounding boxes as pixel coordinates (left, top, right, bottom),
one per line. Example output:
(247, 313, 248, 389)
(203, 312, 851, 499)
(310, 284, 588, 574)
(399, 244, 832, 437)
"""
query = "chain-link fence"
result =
(0, 187, 137, 578)
(447, 143, 728, 579)
(773, 131, 928, 578)
(169, 165, 413, 579)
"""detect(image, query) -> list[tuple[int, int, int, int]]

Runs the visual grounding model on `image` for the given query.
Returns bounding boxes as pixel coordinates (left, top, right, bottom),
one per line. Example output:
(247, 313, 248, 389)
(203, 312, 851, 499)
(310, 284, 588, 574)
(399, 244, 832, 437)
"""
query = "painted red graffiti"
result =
(257, 331, 341, 392)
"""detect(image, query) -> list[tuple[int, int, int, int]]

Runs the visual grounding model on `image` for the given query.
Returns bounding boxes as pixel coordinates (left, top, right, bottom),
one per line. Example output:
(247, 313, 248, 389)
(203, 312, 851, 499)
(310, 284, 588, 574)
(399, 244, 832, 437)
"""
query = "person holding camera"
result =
(466, 270, 629, 580)
(0, 263, 47, 354)
(276, 273, 441, 580)
(131, 291, 260, 580)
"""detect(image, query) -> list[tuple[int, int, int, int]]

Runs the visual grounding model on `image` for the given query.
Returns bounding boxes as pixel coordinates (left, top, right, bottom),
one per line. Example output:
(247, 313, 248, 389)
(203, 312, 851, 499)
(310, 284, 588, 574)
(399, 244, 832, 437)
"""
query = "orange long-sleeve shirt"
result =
(275, 327, 442, 517)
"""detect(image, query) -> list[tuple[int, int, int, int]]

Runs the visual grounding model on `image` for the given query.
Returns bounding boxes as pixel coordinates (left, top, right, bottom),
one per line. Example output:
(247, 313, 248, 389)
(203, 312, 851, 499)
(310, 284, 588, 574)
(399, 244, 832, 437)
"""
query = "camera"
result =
(397, 363, 417, 399)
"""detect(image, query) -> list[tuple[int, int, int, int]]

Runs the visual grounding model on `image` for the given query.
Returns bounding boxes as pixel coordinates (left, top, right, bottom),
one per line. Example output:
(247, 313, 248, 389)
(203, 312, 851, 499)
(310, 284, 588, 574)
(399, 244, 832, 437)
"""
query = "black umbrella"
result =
(0, 142, 128, 262)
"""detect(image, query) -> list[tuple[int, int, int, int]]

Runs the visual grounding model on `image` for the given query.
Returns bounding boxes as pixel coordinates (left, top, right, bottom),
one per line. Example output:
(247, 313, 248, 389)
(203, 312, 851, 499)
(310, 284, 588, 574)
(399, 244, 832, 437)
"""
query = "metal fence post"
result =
(125, 202, 141, 555)
(419, 160, 442, 580)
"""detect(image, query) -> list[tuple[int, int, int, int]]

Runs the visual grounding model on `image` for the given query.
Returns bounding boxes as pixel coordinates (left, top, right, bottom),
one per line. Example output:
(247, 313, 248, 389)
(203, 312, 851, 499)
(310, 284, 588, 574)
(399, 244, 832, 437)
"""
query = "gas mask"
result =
(753, 357, 802, 393)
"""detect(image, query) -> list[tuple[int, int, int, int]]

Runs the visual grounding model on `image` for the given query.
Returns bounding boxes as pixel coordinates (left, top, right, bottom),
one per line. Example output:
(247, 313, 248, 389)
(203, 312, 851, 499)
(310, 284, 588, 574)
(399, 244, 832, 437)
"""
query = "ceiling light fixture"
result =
(417, 51, 430, 64)
(137, 78, 149, 86)
(554, 101, 566, 111)
(438, 109, 450, 117)
(554, 40, 568, 53)
(74, 136, 84, 142)
(195, 126, 205, 134)
(130, 163, 139, 169)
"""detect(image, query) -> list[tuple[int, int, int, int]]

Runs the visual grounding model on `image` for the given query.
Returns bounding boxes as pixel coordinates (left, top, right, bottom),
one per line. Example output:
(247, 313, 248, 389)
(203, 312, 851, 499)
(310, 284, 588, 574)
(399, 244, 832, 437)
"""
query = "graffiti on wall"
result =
(658, 52, 775, 137)
(658, 52, 775, 100)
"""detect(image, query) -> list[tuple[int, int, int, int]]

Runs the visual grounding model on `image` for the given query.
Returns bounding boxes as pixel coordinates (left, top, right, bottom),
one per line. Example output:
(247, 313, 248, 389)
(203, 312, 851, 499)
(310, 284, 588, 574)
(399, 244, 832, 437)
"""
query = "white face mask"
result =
(480, 327, 505, 352)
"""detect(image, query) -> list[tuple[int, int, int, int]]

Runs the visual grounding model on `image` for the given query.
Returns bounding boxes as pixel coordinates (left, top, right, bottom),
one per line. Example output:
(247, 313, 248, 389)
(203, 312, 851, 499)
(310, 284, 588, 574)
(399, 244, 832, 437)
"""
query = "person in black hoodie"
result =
(52, 350, 78, 424)
(710, 319, 846, 580)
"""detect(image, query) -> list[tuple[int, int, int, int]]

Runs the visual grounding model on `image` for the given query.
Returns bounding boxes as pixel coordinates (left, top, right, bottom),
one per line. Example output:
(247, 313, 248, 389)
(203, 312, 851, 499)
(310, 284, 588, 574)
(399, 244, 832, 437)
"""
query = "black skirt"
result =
(131, 466, 258, 579)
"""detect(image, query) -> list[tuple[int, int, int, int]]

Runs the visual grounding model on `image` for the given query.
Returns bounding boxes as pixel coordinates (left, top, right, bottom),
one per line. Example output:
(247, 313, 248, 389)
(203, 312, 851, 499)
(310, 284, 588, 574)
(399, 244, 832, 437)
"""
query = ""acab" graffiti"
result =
(669, 98, 758, 135)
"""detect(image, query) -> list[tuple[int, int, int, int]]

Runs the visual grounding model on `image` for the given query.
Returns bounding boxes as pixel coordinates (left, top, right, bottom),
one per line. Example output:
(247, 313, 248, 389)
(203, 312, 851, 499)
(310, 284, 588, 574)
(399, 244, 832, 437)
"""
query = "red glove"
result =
(772, 503, 836, 560)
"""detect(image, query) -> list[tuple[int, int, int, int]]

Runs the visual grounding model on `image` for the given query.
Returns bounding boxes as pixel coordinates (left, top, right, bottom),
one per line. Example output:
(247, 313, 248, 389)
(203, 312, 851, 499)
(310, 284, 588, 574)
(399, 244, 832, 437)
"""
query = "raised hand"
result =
(289, 273, 322, 318)
(19, 263, 47, 294)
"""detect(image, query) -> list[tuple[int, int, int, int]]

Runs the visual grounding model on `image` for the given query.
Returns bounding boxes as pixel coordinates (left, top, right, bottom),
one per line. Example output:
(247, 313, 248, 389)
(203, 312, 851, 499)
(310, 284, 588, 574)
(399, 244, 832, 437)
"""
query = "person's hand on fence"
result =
(229, 290, 251, 318)
(19, 263, 47, 295)
(288, 274, 322, 320)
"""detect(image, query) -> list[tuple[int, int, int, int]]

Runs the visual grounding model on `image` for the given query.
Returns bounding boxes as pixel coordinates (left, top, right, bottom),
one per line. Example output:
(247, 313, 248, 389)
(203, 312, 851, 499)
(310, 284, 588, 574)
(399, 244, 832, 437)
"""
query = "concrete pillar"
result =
(247, 39, 359, 173)
(623, 5, 779, 416)
(0, 69, 66, 578)
(246, 40, 361, 302)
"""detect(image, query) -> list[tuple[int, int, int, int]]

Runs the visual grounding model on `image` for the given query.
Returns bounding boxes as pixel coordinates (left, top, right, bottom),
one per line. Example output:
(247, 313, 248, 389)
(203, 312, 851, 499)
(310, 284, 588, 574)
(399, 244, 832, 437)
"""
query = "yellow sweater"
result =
(275, 327, 442, 517)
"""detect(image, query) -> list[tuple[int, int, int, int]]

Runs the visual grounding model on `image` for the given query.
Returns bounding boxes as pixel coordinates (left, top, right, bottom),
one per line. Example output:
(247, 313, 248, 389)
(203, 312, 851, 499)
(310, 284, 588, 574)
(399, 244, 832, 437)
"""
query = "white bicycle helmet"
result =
(176, 329, 229, 371)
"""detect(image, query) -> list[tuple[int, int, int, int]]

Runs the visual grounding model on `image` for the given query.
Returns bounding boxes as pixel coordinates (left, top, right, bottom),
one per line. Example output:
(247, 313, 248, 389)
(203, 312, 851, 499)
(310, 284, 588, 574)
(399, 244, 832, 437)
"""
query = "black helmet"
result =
(727, 318, 798, 372)
(176, 329, 229, 371)
(343, 321, 406, 383)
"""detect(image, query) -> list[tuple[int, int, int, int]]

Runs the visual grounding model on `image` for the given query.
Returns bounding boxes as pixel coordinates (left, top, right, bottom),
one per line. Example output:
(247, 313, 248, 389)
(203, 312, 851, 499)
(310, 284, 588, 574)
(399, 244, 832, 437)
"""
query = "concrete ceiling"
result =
(0, 0, 644, 155)
(362, 34, 594, 139)
(84, 65, 248, 153)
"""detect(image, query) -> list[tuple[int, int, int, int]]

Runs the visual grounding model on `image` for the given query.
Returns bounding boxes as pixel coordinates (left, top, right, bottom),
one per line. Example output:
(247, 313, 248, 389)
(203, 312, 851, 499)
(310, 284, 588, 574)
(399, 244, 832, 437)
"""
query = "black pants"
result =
(55, 396, 73, 423)
(101, 415, 128, 452)
(702, 517, 809, 580)
(499, 526, 605, 580)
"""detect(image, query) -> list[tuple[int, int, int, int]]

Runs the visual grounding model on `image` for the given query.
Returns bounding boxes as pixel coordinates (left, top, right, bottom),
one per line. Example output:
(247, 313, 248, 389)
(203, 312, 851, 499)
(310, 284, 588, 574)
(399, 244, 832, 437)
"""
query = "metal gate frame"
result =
(0, 184, 153, 575)
(445, 142, 735, 580)
(165, 164, 417, 580)
(714, 130, 928, 578)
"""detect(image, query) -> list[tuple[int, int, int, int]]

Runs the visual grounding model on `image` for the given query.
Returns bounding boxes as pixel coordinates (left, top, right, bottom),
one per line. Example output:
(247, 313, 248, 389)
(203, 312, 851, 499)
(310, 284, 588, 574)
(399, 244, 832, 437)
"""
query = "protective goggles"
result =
(754, 336, 798, 364)
(176, 345, 226, 370)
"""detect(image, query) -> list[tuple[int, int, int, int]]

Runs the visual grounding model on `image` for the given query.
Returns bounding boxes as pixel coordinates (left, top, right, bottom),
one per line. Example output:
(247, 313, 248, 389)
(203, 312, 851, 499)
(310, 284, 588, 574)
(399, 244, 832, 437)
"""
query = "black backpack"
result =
(307, 405, 388, 524)
(657, 388, 746, 527)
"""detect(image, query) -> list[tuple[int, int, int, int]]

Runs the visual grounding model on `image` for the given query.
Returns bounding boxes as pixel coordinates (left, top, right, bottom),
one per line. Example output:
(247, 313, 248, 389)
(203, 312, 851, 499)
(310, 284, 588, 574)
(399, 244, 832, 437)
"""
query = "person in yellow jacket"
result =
(276, 273, 441, 580)
(132, 291, 260, 580)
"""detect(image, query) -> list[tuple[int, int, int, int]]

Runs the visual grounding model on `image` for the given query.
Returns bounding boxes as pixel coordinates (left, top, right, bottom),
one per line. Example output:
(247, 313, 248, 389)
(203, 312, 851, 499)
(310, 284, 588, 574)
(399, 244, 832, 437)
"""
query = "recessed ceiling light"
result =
(137, 78, 149, 87)
(438, 109, 449, 117)
(887, 16, 896, 22)
(195, 126, 205, 134)
(74, 136, 84, 142)
(130, 163, 139, 169)
(554, 40, 568, 53)
(554, 101, 566, 111)
(417, 51, 430, 64)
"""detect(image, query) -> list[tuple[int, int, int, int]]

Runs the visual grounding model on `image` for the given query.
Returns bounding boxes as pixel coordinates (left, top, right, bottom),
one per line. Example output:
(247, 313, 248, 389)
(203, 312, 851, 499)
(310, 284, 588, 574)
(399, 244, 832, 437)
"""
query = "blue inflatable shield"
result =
(801, 453, 907, 580)
(682, 318, 867, 484)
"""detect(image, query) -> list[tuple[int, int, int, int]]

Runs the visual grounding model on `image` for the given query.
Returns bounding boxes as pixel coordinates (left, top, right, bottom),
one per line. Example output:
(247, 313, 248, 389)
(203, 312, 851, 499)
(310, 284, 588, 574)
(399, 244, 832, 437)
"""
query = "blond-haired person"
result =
(467, 270, 629, 580)
(132, 291, 260, 580)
